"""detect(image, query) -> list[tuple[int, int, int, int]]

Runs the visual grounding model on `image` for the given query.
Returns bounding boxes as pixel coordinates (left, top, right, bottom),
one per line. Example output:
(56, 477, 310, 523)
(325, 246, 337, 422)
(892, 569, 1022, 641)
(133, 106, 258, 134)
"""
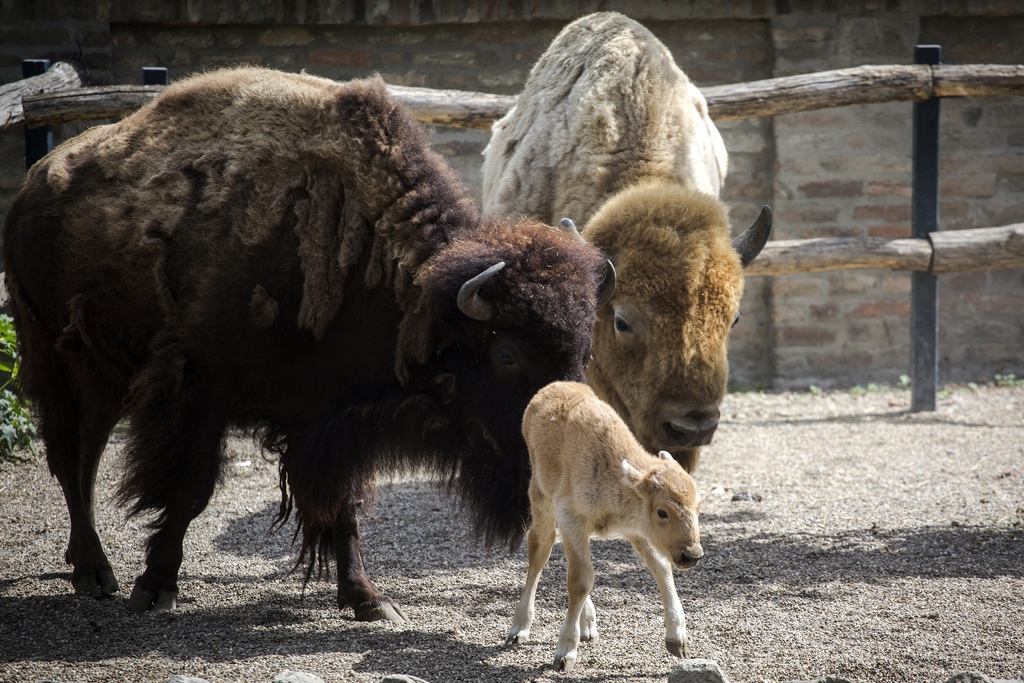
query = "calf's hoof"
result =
(353, 598, 408, 623)
(665, 638, 688, 658)
(71, 563, 120, 598)
(129, 579, 178, 613)
(554, 649, 578, 673)
(506, 628, 530, 644)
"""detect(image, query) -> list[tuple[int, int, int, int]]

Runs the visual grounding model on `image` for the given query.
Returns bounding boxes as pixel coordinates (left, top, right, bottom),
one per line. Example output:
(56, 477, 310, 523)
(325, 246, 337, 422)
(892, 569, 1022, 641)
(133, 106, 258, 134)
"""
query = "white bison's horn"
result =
(732, 205, 773, 268)
(560, 218, 616, 307)
(559, 217, 582, 238)
(457, 261, 505, 322)
(597, 259, 616, 308)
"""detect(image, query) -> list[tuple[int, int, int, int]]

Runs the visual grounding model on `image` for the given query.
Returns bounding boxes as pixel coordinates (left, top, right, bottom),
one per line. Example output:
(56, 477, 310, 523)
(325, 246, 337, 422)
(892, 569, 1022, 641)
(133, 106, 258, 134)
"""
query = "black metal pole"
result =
(142, 67, 168, 85)
(22, 59, 54, 170)
(910, 45, 941, 412)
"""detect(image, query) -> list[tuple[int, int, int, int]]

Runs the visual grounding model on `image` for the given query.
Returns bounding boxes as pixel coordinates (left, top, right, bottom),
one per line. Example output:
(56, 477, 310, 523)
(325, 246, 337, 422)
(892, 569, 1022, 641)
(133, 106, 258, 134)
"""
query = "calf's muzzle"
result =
(674, 545, 704, 570)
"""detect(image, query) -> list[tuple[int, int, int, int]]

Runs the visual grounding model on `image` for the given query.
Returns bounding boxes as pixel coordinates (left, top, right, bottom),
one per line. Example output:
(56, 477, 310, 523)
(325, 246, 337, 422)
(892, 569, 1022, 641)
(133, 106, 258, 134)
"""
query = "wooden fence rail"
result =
(744, 223, 1024, 277)
(3, 60, 1024, 279)
(3, 62, 1024, 132)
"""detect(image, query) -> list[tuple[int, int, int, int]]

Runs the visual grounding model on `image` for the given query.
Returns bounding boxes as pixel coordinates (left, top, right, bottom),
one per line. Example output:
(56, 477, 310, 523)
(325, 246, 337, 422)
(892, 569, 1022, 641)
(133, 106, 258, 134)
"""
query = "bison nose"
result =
(675, 545, 704, 569)
(660, 404, 720, 448)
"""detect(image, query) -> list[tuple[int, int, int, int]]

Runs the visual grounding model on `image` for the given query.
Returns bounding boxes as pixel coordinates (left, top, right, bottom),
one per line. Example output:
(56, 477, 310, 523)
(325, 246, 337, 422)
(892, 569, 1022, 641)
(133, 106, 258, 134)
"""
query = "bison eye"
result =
(499, 348, 516, 367)
(613, 312, 632, 334)
(657, 509, 669, 519)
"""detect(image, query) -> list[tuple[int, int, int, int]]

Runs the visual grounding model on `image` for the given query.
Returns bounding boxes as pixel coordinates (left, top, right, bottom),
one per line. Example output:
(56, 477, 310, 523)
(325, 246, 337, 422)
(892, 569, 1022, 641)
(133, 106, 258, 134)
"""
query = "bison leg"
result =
(507, 493, 556, 644)
(629, 536, 687, 658)
(125, 368, 229, 613)
(40, 388, 121, 598)
(554, 526, 595, 673)
(331, 496, 408, 622)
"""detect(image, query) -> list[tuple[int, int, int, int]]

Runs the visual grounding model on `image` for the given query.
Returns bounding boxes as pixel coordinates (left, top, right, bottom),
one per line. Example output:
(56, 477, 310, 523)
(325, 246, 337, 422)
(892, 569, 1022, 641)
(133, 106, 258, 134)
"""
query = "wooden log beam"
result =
(8, 62, 1024, 132)
(703, 64, 1024, 120)
(15, 79, 516, 131)
(929, 223, 1024, 273)
(18, 84, 160, 127)
(0, 61, 82, 129)
(386, 84, 515, 130)
(743, 224, 1024, 277)
(743, 237, 933, 277)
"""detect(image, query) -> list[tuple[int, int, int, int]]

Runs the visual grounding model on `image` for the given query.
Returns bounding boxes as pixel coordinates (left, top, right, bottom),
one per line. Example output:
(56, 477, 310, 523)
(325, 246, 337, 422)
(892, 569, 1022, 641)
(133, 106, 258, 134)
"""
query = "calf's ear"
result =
(621, 460, 644, 487)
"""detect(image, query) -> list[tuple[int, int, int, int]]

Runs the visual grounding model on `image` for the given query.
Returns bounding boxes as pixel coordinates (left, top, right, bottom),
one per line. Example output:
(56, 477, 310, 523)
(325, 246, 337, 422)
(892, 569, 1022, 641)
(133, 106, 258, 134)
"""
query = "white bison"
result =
(483, 11, 771, 471)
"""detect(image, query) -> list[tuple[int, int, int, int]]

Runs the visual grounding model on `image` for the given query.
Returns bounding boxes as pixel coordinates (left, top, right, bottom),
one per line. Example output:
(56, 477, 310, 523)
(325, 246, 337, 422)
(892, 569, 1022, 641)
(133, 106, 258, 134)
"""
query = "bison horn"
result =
(597, 259, 616, 308)
(732, 204, 773, 268)
(561, 218, 615, 307)
(559, 217, 583, 239)
(457, 261, 505, 322)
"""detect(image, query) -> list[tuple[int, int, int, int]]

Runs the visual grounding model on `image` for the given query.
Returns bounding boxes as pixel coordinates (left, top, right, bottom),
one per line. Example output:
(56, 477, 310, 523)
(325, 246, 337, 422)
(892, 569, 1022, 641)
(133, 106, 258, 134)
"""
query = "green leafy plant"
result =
(0, 313, 36, 460)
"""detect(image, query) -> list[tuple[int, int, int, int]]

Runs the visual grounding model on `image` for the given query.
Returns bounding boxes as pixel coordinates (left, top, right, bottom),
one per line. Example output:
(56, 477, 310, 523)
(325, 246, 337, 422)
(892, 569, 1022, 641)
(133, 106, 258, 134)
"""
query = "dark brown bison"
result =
(483, 12, 771, 471)
(3, 67, 614, 621)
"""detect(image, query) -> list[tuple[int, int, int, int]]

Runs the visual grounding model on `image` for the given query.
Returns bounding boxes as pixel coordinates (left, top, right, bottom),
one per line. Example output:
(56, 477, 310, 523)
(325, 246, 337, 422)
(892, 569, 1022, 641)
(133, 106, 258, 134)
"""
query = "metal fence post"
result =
(22, 59, 54, 170)
(142, 67, 168, 85)
(910, 45, 941, 412)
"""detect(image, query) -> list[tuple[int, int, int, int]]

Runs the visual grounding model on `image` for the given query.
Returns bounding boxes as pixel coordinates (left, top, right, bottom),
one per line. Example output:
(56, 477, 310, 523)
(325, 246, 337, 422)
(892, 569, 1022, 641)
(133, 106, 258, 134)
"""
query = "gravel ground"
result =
(1, 384, 1022, 683)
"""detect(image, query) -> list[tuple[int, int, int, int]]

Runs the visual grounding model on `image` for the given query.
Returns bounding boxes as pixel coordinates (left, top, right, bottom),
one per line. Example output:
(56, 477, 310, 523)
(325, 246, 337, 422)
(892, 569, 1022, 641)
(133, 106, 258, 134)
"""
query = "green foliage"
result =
(0, 314, 36, 460)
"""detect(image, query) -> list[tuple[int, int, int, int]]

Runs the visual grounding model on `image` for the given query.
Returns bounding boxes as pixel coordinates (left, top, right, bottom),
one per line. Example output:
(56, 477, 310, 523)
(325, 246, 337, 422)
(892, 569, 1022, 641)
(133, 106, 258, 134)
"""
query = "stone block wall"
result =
(1, 1, 1021, 389)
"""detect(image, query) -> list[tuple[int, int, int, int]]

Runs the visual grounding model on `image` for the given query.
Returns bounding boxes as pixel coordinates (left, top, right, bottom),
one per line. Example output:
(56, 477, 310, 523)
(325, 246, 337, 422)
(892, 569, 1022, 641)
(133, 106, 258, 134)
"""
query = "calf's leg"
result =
(630, 537, 688, 657)
(554, 522, 594, 673)
(508, 495, 556, 644)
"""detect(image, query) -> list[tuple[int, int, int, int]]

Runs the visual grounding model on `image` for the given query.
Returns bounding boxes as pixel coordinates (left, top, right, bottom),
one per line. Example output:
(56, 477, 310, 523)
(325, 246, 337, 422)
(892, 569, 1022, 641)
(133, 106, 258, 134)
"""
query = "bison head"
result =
(582, 181, 770, 472)
(398, 218, 614, 547)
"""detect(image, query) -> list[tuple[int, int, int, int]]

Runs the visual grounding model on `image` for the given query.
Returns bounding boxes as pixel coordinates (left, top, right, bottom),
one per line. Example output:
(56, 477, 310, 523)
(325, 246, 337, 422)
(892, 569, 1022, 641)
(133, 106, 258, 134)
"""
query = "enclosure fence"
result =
(2, 52, 1024, 409)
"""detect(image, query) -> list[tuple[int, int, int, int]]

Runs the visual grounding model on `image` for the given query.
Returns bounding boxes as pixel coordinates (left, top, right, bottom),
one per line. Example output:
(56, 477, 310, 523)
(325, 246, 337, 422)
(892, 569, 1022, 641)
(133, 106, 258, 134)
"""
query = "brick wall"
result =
(2, 0, 1021, 388)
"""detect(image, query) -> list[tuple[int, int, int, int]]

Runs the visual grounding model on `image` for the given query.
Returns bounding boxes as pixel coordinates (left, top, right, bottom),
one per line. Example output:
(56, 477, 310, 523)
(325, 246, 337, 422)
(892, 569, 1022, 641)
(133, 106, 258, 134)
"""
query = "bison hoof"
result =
(665, 638, 687, 658)
(71, 565, 120, 598)
(353, 599, 408, 623)
(555, 650, 577, 673)
(129, 579, 178, 613)
(506, 628, 530, 644)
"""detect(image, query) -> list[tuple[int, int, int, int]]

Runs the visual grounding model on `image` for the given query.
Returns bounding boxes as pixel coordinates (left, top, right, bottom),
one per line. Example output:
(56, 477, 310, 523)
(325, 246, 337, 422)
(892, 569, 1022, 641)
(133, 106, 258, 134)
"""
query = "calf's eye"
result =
(657, 509, 668, 519)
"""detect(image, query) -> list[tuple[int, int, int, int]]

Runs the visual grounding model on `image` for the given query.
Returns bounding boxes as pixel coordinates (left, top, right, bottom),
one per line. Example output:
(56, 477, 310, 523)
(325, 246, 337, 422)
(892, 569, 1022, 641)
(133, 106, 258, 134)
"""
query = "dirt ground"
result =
(1, 384, 1022, 683)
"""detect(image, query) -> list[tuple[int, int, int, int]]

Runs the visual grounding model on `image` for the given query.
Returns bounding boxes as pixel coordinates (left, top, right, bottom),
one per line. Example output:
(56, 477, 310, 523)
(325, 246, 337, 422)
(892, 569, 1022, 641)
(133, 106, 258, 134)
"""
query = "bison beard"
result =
(3, 68, 610, 621)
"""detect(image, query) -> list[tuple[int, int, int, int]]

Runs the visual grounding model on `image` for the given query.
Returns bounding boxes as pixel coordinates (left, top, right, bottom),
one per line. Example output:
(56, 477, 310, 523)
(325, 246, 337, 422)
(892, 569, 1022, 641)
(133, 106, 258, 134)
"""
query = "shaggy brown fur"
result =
(3, 67, 609, 620)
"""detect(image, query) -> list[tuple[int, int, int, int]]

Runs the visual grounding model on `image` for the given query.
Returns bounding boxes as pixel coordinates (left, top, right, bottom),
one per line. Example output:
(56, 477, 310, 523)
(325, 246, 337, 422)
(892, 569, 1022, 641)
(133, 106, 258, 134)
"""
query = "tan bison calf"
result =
(510, 381, 703, 672)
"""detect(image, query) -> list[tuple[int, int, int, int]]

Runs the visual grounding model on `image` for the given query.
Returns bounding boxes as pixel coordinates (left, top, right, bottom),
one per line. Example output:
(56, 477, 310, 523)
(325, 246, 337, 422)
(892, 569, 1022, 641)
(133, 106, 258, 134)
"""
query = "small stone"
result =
(381, 676, 432, 683)
(731, 491, 763, 502)
(944, 674, 993, 683)
(273, 672, 326, 683)
(669, 658, 731, 683)
(167, 677, 211, 683)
